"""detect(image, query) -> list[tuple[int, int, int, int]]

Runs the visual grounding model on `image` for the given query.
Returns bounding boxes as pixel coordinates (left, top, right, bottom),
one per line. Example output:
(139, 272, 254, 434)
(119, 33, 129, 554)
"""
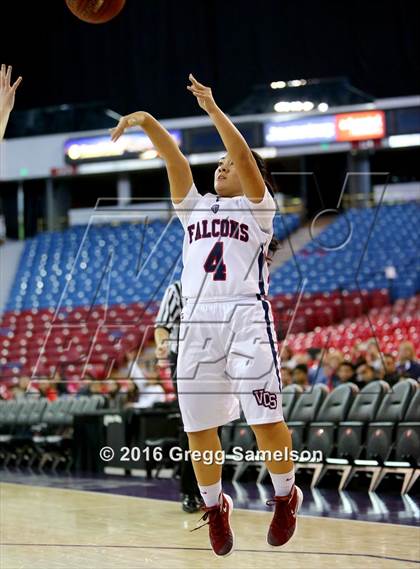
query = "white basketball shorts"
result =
(176, 294, 284, 432)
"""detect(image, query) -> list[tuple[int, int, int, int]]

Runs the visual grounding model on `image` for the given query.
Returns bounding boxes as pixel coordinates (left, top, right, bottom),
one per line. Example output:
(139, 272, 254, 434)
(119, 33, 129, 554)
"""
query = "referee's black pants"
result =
(169, 351, 199, 496)
(168, 351, 222, 497)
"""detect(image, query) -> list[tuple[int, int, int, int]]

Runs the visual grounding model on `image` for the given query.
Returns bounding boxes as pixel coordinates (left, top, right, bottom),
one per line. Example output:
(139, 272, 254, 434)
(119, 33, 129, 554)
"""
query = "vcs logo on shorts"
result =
(252, 388, 278, 409)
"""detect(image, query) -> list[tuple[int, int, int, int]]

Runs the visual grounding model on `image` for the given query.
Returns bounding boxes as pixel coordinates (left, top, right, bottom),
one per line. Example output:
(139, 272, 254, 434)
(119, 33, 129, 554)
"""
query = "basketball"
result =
(65, 0, 126, 24)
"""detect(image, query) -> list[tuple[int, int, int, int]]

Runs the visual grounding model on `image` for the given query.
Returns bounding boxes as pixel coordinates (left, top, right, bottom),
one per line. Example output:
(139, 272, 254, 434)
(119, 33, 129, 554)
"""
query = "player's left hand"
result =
(0, 64, 22, 115)
(187, 74, 218, 115)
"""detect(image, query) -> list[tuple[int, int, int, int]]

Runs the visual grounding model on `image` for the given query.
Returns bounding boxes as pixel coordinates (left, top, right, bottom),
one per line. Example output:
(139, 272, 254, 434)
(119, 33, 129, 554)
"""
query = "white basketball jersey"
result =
(173, 184, 276, 300)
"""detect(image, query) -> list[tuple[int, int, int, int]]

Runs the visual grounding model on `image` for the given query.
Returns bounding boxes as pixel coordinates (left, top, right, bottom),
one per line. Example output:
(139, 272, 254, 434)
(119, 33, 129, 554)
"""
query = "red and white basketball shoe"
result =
(266, 485, 303, 547)
(191, 493, 234, 556)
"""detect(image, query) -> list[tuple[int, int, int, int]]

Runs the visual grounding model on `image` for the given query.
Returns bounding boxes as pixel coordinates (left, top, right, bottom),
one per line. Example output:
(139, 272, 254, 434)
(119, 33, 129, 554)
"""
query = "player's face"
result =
(214, 155, 242, 197)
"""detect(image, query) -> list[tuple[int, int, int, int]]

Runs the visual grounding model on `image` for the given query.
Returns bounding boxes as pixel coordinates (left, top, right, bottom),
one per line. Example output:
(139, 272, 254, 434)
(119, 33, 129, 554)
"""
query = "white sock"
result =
(198, 480, 222, 507)
(269, 468, 295, 497)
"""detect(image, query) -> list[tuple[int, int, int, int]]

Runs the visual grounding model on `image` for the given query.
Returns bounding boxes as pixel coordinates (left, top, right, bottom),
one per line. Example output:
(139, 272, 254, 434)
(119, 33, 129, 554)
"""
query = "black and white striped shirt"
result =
(154, 280, 183, 354)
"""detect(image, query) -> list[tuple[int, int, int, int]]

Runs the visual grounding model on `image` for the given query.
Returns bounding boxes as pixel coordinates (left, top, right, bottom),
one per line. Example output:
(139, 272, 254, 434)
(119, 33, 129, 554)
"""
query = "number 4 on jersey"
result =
(204, 242, 226, 281)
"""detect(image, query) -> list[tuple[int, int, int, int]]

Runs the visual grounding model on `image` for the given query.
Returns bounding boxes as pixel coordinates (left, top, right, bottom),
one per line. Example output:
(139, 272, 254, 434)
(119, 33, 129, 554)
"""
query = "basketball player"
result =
(111, 74, 302, 557)
(155, 235, 280, 514)
(0, 65, 22, 140)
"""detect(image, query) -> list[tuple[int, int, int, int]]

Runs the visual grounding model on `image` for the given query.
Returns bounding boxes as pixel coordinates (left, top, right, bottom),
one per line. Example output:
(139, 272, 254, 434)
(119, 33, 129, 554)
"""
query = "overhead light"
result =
(274, 100, 314, 113)
(270, 81, 286, 89)
(317, 102, 329, 112)
(140, 149, 158, 160)
(388, 134, 420, 148)
(274, 101, 290, 112)
(288, 79, 304, 87)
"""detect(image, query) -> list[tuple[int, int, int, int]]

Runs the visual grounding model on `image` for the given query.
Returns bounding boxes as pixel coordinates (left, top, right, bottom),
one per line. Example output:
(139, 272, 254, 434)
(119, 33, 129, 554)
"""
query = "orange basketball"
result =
(65, 0, 126, 24)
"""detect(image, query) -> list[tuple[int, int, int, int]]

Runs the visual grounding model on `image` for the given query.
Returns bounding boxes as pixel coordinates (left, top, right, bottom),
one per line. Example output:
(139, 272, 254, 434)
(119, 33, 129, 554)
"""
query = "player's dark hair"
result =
(268, 236, 280, 255)
(250, 150, 276, 197)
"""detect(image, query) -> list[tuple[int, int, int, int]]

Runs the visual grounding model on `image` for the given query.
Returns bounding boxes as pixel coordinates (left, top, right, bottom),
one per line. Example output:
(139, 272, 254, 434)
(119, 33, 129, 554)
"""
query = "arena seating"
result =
(222, 379, 419, 493)
(0, 213, 299, 383)
(284, 294, 420, 357)
(0, 204, 418, 388)
(0, 395, 105, 469)
(1, 379, 418, 492)
(287, 384, 329, 452)
(306, 383, 360, 458)
(3, 213, 300, 313)
(269, 203, 419, 298)
(272, 288, 391, 335)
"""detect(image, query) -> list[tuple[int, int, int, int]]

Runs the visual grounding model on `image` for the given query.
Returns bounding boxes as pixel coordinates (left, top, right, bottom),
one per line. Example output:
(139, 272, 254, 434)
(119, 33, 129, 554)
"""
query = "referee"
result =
(154, 280, 202, 513)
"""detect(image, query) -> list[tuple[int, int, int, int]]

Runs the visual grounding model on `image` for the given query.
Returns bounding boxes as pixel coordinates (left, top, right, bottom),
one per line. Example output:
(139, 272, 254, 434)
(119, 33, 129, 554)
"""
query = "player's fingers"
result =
(110, 127, 122, 142)
(188, 90, 203, 100)
(0, 64, 5, 87)
(187, 86, 206, 96)
(111, 118, 126, 136)
(189, 73, 206, 89)
(11, 76, 22, 91)
(6, 65, 12, 85)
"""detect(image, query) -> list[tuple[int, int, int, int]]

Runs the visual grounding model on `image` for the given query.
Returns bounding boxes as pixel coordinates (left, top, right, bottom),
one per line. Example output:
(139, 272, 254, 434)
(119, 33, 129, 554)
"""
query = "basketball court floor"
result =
(1, 472, 419, 568)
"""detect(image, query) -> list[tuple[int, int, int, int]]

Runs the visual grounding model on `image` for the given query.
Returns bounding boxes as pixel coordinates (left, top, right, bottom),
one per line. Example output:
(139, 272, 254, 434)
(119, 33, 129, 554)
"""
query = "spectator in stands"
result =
(336, 362, 356, 385)
(12, 376, 39, 399)
(120, 348, 144, 380)
(124, 379, 140, 405)
(350, 342, 366, 368)
(130, 346, 166, 409)
(281, 346, 297, 370)
(51, 368, 69, 396)
(365, 339, 382, 372)
(292, 364, 310, 390)
(382, 353, 401, 386)
(104, 379, 128, 410)
(307, 349, 329, 386)
(130, 376, 165, 409)
(77, 374, 104, 397)
(355, 363, 379, 389)
(37, 379, 57, 401)
(280, 366, 293, 387)
(397, 341, 420, 381)
(0, 64, 22, 140)
(324, 350, 343, 389)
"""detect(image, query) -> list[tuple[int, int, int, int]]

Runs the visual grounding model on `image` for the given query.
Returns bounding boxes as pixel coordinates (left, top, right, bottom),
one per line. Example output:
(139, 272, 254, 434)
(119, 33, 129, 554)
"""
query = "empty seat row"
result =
(0, 395, 106, 470)
(220, 380, 419, 493)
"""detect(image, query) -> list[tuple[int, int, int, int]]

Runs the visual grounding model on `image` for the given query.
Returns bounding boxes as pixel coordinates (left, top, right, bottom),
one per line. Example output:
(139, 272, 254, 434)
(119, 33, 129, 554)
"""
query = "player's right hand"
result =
(110, 111, 147, 142)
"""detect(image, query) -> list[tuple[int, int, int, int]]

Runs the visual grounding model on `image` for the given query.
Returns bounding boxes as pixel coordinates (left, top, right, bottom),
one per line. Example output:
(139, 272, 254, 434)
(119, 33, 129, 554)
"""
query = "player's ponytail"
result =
(251, 150, 276, 197)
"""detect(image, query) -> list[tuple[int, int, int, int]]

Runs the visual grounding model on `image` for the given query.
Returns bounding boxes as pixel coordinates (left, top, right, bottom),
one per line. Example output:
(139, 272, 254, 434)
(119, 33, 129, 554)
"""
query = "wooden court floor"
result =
(0, 482, 419, 569)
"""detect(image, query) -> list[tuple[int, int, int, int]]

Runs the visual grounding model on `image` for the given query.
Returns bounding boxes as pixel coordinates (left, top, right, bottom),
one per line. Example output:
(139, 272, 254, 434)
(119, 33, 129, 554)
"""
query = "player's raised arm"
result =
(0, 64, 22, 140)
(187, 74, 265, 202)
(110, 111, 193, 203)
